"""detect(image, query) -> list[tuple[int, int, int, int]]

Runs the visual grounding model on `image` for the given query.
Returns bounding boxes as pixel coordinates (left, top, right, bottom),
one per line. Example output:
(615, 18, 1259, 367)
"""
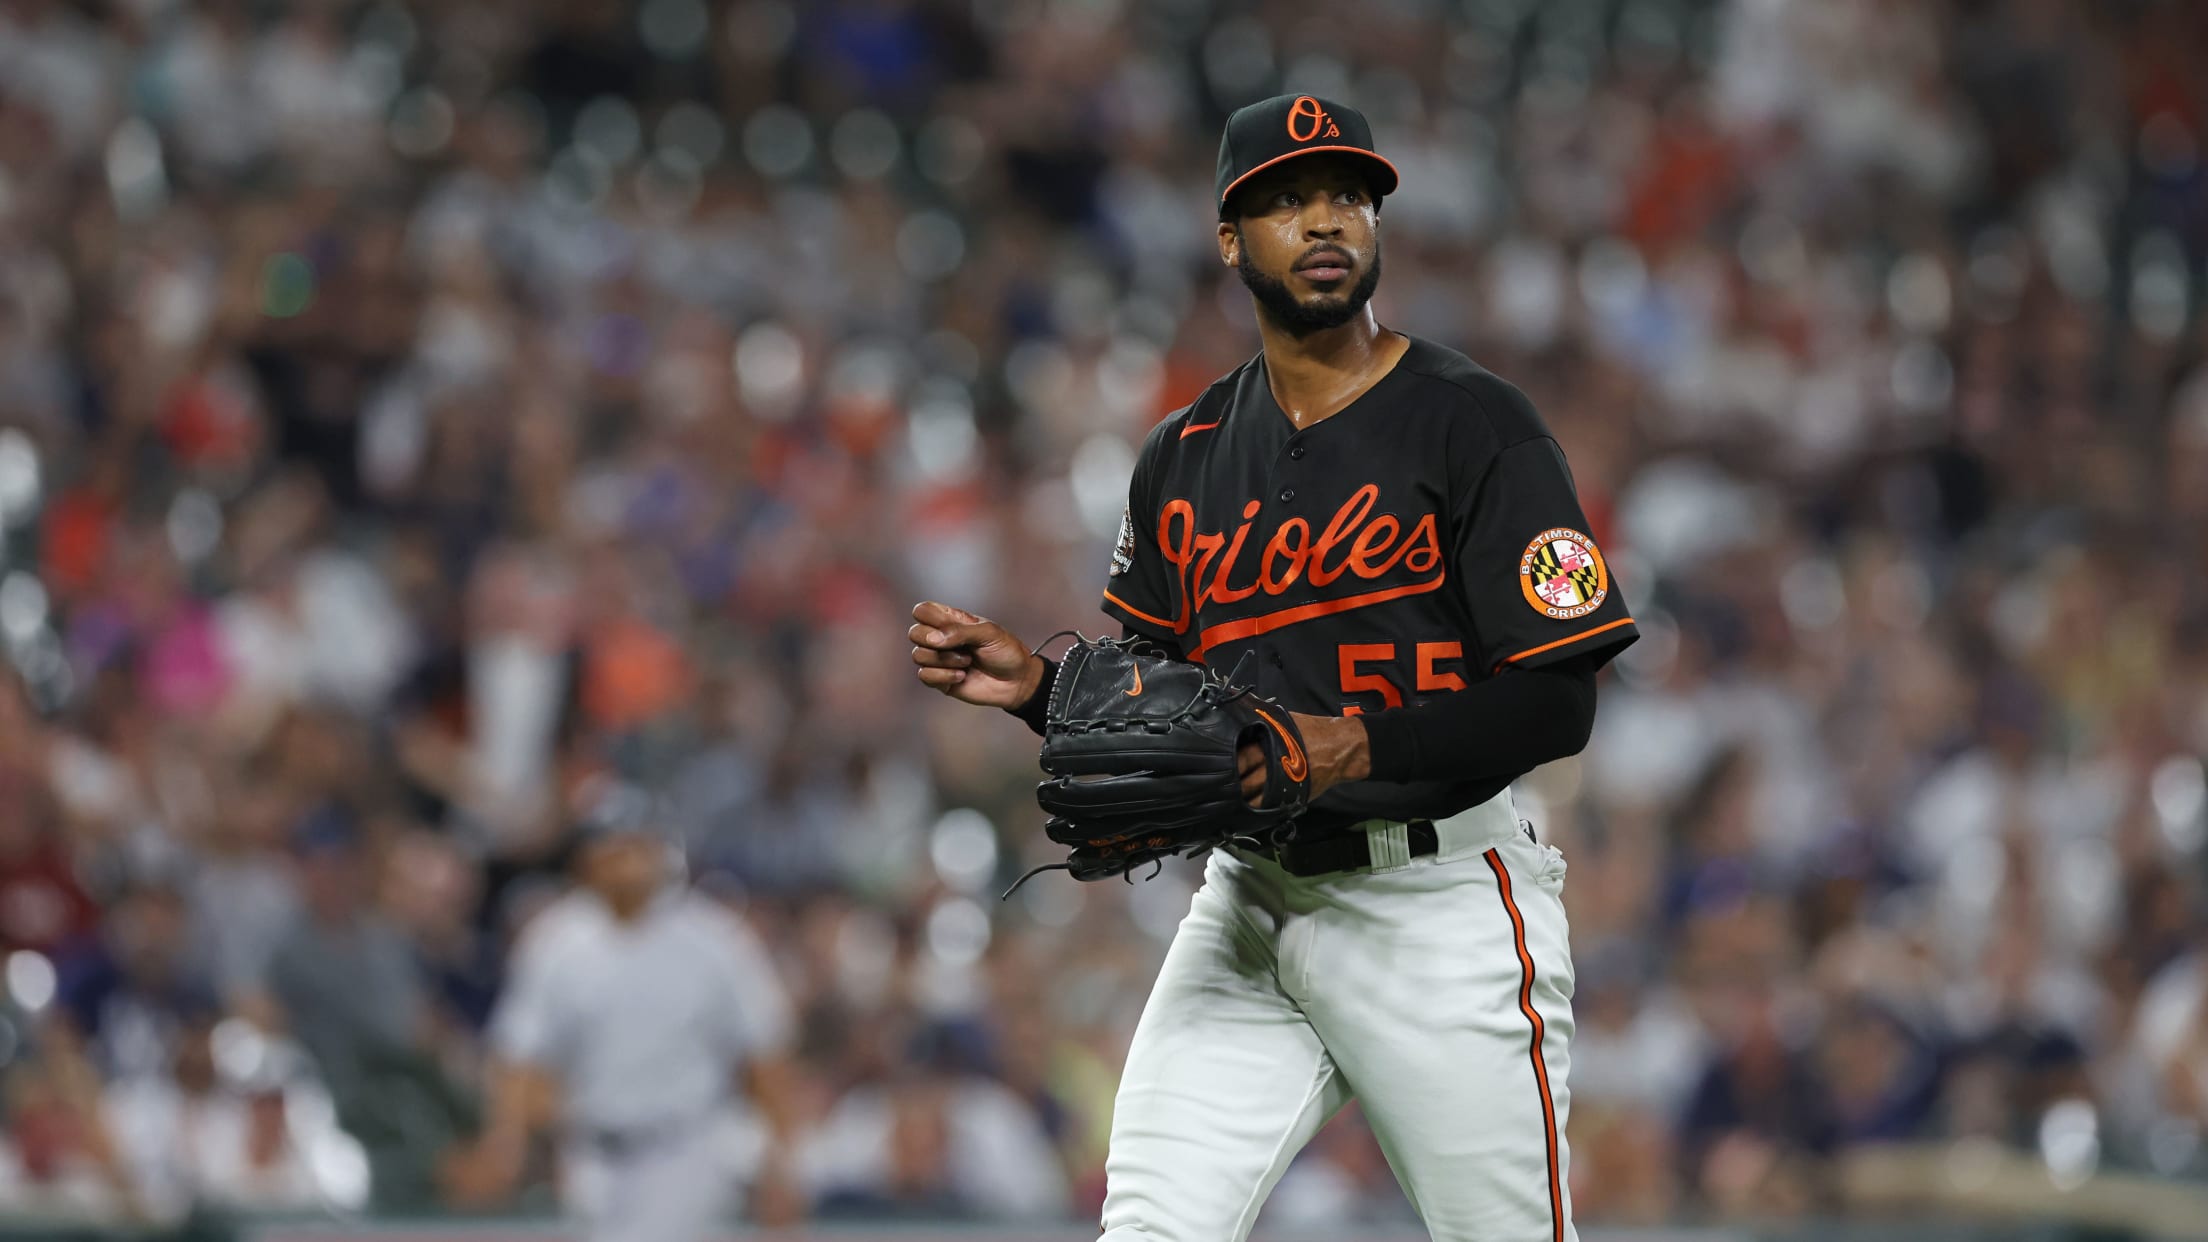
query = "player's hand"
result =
(910, 601, 1047, 709)
(1240, 712, 1370, 805)
(750, 1156, 807, 1226)
(443, 1134, 526, 1208)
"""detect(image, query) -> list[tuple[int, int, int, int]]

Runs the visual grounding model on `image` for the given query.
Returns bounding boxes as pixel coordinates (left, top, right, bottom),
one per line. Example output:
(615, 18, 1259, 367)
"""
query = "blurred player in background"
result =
(457, 782, 804, 1241)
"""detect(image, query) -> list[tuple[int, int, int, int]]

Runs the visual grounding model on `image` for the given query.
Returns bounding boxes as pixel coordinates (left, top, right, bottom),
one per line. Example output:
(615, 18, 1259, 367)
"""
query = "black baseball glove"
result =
(1007, 635, 1310, 894)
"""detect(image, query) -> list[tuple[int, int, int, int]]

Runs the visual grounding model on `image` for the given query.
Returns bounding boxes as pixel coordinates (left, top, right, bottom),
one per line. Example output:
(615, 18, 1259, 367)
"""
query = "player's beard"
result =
(1238, 243, 1382, 336)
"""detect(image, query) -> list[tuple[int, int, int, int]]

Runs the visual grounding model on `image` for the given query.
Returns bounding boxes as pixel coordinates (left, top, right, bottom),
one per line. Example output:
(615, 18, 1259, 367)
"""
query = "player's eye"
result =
(1273, 191, 1299, 208)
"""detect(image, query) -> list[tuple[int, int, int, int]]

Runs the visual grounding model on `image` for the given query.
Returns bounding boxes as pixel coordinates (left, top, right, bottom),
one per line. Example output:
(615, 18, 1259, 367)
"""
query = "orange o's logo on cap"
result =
(1286, 96, 1341, 143)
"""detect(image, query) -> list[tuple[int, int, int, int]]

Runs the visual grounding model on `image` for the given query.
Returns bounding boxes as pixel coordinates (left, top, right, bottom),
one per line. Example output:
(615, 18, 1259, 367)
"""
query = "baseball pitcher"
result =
(910, 94, 1638, 1241)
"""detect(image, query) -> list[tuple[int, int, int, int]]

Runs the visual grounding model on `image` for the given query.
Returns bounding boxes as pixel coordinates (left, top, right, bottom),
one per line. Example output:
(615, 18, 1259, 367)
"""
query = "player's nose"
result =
(1296, 197, 1347, 236)
(1301, 209, 1345, 237)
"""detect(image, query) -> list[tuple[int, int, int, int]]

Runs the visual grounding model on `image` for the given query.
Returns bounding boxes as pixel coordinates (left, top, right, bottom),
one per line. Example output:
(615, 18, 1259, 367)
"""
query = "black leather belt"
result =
(1267, 820, 1440, 877)
(580, 1115, 700, 1159)
(1258, 817, 1538, 877)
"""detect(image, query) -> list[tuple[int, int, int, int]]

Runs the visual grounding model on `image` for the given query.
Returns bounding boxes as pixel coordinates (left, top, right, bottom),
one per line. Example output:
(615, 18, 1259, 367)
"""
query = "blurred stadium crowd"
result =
(1, 0, 2207, 1231)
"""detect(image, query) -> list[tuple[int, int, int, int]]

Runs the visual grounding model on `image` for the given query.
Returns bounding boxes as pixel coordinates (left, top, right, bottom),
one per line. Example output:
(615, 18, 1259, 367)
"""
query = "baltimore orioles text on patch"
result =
(1518, 527, 1609, 620)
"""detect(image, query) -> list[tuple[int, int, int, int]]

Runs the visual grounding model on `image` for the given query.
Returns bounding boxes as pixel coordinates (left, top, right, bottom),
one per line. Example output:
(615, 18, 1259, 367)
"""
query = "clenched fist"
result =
(909, 601, 1047, 710)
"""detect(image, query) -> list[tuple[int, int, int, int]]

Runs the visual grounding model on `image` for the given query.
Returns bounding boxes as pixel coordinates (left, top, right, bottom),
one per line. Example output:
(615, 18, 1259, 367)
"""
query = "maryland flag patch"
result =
(1519, 528, 1608, 620)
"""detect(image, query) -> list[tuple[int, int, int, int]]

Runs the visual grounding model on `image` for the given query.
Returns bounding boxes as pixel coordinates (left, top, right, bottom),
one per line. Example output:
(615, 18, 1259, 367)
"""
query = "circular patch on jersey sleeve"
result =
(1518, 528, 1609, 620)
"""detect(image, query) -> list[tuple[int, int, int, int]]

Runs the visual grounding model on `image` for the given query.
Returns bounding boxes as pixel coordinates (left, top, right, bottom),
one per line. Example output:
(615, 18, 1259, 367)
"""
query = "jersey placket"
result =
(1244, 421, 1310, 702)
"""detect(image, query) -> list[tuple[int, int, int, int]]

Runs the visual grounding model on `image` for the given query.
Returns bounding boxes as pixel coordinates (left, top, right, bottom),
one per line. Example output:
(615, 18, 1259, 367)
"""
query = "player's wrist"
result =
(480, 1118, 530, 1162)
(1012, 653, 1048, 709)
(1335, 714, 1371, 784)
(1292, 713, 1370, 796)
(1005, 654, 1059, 736)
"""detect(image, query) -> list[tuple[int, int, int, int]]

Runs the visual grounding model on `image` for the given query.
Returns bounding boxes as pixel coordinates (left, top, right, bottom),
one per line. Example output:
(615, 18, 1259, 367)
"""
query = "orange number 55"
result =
(1337, 642, 1467, 715)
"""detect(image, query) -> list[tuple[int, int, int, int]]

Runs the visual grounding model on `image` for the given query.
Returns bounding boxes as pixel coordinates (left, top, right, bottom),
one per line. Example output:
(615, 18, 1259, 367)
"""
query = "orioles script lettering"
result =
(1156, 484, 1444, 635)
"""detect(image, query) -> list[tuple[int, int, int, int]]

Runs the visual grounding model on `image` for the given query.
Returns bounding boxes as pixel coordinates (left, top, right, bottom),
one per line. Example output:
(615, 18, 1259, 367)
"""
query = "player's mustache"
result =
(1295, 246, 1354, 270)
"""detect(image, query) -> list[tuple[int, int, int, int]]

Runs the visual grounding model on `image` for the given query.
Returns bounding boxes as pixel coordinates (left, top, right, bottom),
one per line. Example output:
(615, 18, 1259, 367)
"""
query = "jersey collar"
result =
(1251, 336, 1417, 439)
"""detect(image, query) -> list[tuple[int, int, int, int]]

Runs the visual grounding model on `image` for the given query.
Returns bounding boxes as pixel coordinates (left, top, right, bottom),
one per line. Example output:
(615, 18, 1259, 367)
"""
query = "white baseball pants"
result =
(561, 1111, 740, 1242)
(1099, 790, 1578, 1241)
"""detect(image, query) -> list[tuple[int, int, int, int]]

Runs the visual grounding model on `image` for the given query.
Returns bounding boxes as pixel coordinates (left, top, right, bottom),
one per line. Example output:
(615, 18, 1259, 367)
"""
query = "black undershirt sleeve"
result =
(1356, 652, 1599, 785)
(1008, 656, 1058, 735)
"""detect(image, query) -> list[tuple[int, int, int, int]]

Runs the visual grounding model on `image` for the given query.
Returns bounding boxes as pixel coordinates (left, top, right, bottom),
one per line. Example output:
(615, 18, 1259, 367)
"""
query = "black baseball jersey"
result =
(1100, 334, 1637, 831)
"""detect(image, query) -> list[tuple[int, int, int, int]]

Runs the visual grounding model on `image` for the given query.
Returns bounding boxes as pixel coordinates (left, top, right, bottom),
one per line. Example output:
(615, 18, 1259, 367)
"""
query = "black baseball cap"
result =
(1216, 94, 1400, 220)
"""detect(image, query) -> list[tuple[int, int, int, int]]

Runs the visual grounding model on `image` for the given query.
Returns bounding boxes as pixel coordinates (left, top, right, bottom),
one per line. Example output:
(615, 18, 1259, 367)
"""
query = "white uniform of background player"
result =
(471, 784, 799, 1242)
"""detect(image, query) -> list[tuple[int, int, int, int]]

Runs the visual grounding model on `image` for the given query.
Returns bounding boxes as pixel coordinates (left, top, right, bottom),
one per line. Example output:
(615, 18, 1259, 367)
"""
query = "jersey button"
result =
(1289, 445, 1307, 460)
(1279, 487, 1295, 503)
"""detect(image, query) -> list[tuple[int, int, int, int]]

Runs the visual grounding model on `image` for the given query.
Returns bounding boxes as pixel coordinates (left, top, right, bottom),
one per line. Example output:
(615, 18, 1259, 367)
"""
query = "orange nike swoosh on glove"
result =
(1250, 705, 1308, 782)
(1125, 665, 1142, 696)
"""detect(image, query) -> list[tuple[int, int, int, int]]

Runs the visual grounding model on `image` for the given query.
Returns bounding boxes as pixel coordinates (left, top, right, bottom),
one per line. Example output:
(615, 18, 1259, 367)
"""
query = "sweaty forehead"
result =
(1232, 155, 1379, 209)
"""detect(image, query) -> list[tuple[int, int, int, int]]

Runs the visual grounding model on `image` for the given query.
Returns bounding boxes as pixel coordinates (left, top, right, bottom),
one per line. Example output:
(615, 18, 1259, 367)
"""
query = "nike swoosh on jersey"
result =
(1179, 419, 1224, 439)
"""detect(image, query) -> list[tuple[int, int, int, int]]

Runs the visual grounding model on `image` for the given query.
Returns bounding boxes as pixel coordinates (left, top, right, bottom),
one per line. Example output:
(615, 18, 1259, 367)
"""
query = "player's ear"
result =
(1217, 220, 1239, 267)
